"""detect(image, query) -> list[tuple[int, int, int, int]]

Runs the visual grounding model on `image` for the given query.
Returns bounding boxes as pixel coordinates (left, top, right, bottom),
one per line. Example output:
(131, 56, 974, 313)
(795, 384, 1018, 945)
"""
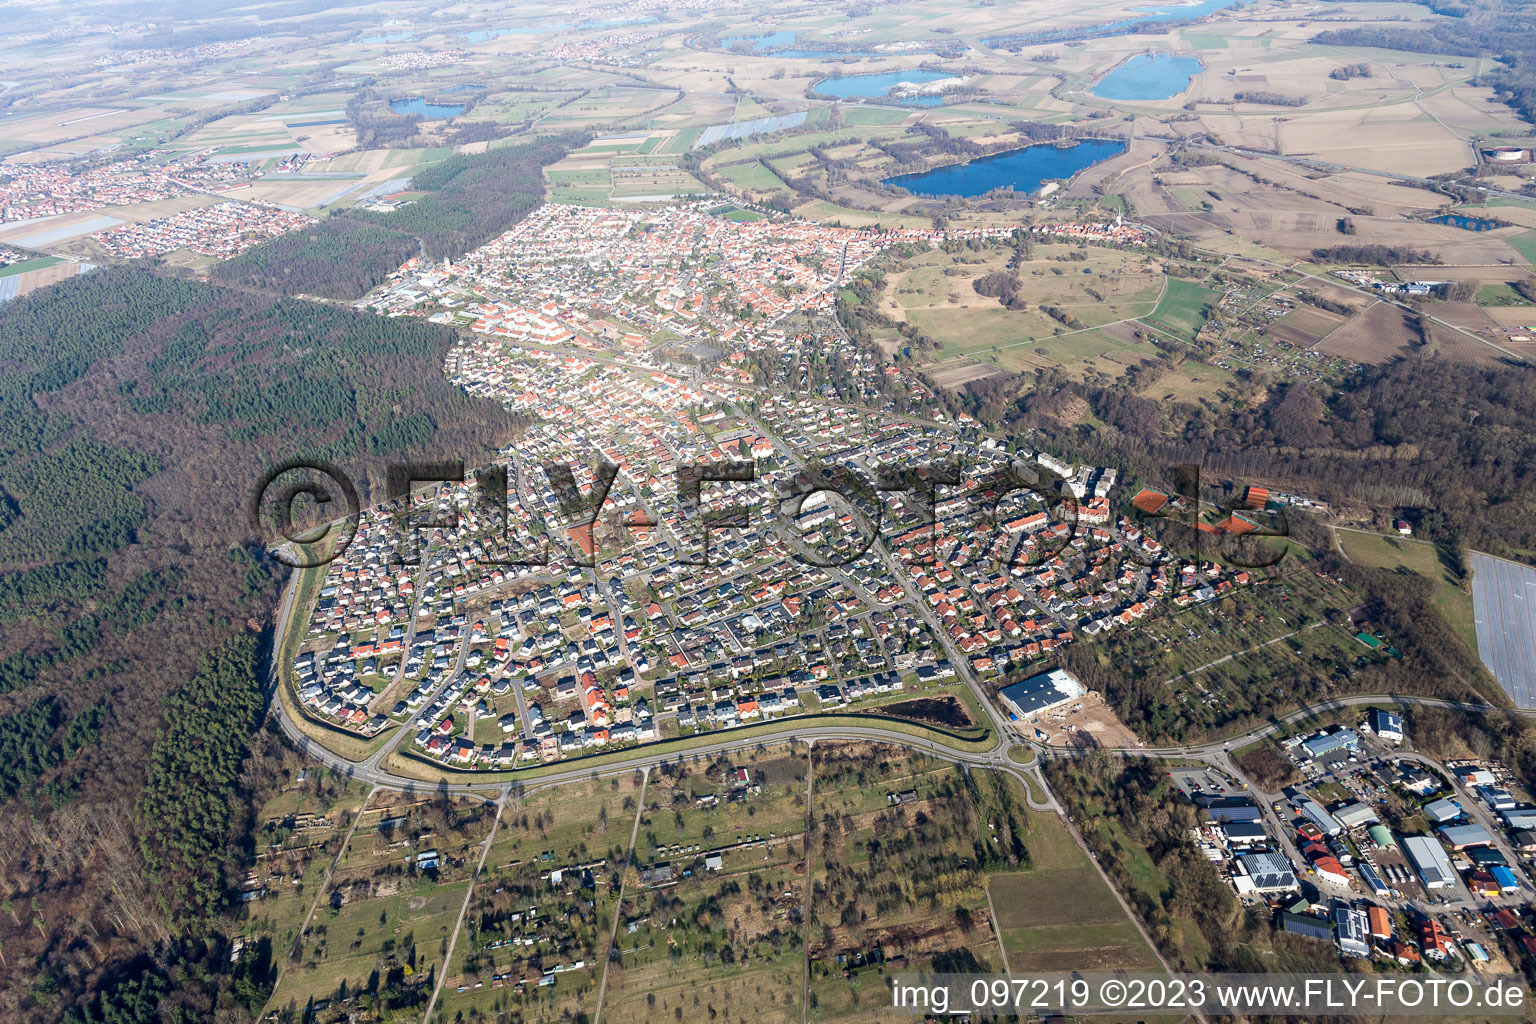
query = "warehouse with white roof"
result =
(1403, 835, 1456, 890)
(998, 668, 1086, 719)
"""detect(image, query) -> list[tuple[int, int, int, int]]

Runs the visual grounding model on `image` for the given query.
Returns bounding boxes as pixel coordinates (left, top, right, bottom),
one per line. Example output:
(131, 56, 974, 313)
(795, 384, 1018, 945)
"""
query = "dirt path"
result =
(592, 766, 651, 1024)
(800, 741, 816, 1024)
(984, 881, 1012, 974)
(1331, 524, 1352, 563)
(421, 795, 507, 1024)
(1156, 622, 1327, 688)
(280, 784, 378, 968)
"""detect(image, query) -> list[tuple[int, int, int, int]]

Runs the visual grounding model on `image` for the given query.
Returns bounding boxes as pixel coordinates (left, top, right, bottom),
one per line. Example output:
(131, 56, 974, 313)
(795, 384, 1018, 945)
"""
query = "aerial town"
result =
(291, 199, 1176, 769)
(11, 0, 1536, 1018)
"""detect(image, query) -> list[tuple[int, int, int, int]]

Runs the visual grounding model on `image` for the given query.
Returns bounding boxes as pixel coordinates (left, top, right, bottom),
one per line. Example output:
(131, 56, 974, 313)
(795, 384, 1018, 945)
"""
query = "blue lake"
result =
(985, 0, 1243, 46)
(776, 49, 880, 58)
(813, 69, 954, 106)
(390, 98, 465, 119)
(1430, 214, 1498, 231)
(883, 140, 1128, 197)
(723, 30, 800, 51)
(360, 32, 414, 43)
(1117, 0, 1243, 28)
(580, 16, 658, 29)
(465, 24, 568, 41)
(1093, 53, 1204, 99)
(723, 31, 933, 58)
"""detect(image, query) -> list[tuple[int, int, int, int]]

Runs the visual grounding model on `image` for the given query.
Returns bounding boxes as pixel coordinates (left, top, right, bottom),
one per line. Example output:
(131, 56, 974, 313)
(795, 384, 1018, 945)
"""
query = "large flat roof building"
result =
(1223, 821, 1269, 845)
(999, 668, 1086, 719)
(1334, 904, 1371, 958)
(1301, 728, 1358, 763)
(1439, 823, 1494, 850)
(1279, 911, 1332, 942)
(1298, 797, 1343, 837)
(1237, 852, 1298, 893)
(1333, 801, 1378, 830)
(1423, 798, 1462, 824)
(1369, 708, 1403, 743)
(1403, 835, 1456, 890)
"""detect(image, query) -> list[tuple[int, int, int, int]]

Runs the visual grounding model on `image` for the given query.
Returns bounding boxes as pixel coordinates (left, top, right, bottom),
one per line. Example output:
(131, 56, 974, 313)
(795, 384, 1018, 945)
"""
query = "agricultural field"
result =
(1133, 357, 1238, 404)
(988, 805, 1159, 972)
(535, 87, 679, 131)
(0, 194, 223, 255)
(1264, 302, 1348, 349)
(0, 256, 90, 299)
(545, 139, 711, 204)
(1137, 277, 1221, 344)
(264, 792, 498, 1018)
(1315, 302, 1423, 365)
(161, 92, 359, 161)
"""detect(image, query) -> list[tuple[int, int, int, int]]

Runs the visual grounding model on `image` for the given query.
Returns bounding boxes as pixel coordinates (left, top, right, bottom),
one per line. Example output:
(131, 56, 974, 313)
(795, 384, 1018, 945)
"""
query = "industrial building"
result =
(1299, 728, 1358, 764)
(1334, 904, 1371, 958)
(1201, 796, 1262, 823)
(1222, 821, 1269, 847)
(1469, 847, 1508, 868)
(1368, 708, 1403, 743)
(1279, 911, 1332, 941)
(998, 668, 1086, 719)
(1333, 801, 1378, 830)
(1502, 809, 1536, 831)
(1423, 798, 1462, 824)
(1439, 823, 1494, 850)
(1403, 835, 1456, 890)
(1358, 861, 1391, 897)
(1297, 797, 1343, 837)
(1236, 852, 1297, 894)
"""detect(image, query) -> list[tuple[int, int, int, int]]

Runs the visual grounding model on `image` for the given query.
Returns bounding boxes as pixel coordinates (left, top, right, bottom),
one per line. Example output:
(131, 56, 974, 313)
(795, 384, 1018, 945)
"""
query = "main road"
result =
(267, 555, 1524, 801)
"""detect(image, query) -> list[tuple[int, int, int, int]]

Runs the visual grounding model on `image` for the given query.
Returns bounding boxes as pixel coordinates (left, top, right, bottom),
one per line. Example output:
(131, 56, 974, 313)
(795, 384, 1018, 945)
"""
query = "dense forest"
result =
(355, 134, 582, 258)
(212, 221, 419, 299)
(1310, 243, 1441, 265)
(0, 268, 522, 1022)
(953, 353, 1536, 562)
(216, 134, 580, 298)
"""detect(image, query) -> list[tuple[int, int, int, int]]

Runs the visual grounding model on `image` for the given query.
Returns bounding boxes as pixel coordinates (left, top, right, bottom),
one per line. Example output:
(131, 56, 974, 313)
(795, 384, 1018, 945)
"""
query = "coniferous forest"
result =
(0, 266, 521, 1022)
